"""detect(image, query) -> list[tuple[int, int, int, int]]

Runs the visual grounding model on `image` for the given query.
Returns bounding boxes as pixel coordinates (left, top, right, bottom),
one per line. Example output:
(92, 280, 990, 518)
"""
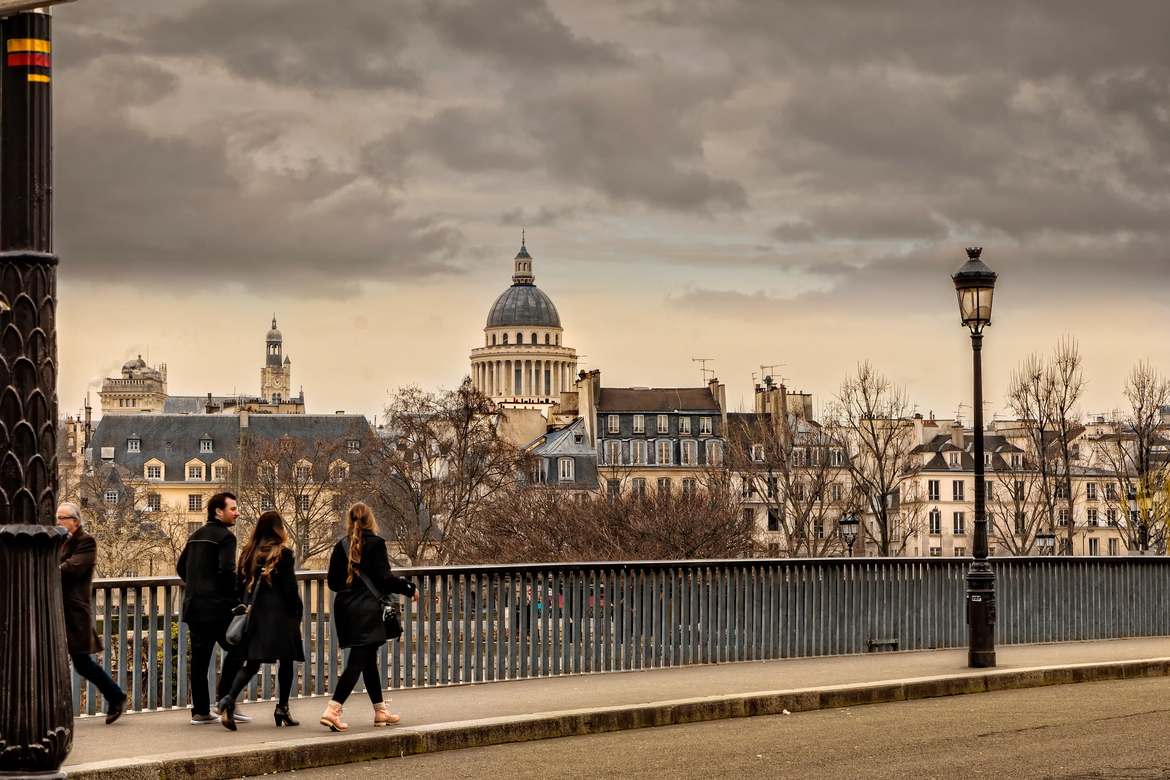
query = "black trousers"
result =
(226, 658, 295, 706)
(188, 620, 244, 716)
(70, 652, 124, 711)
(332, 644, 383, 705)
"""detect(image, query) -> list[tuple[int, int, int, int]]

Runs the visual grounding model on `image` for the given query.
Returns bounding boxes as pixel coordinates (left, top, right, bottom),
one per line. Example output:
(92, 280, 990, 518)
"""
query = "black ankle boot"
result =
(217, 696, 237, 731)
(274, 703, 299, 727)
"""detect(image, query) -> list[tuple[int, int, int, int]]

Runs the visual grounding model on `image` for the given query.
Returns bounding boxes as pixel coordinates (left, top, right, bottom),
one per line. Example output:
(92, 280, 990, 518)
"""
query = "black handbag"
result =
(343, 540, 404, 640)
(225, 579, 261, 647)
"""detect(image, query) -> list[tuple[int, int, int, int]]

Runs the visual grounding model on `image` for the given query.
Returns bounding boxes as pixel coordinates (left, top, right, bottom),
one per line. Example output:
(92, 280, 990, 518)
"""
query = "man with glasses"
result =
(57, 502, 126, 724)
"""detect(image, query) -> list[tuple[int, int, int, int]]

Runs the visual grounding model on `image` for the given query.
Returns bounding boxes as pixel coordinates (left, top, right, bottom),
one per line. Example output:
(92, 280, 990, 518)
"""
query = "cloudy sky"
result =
(53, 0, 1170, 422)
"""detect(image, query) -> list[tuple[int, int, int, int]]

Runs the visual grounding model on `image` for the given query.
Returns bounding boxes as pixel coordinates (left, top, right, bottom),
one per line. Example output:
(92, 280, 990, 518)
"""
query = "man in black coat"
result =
(57, 502, 126, 724)
(177, 492, 249, 724)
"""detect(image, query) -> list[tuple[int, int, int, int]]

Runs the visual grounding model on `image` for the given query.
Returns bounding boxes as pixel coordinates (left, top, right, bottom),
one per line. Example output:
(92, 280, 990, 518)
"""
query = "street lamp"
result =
(0, 6, 74, 777)
(1035, 531, 1056, 556)
(839, 514, 859, 557)
(953, 246, 998, 669)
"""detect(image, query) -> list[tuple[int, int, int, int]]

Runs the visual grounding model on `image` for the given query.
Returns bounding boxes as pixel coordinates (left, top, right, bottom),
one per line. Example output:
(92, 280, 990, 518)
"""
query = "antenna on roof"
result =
(759, 363, 786, 388)
(692, 357, 715, 383)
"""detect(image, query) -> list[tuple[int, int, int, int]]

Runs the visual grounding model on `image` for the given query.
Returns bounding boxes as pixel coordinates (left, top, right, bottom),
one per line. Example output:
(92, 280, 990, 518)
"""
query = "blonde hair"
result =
(345, 502, 378, 585)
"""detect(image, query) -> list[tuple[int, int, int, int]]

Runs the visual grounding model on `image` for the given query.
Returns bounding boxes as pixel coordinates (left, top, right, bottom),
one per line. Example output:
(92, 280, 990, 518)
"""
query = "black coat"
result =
(327, 532, 415, 648)
(59, 526, 101, 655)
(237, 547, 305, 663)
(177, 520, 238, 626)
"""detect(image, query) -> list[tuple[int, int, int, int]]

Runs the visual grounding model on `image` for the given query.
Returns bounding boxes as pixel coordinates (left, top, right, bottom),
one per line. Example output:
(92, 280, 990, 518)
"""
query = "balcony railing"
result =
(72, 557, 1170, 717)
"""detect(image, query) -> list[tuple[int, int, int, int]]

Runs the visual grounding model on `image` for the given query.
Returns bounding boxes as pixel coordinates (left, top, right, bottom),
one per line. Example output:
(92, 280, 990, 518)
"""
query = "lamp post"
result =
(839, 514, 859, 557)
(0, 6, 74, 777)
(953, 246, 998, 669)
(1035, 531, 1055, 556)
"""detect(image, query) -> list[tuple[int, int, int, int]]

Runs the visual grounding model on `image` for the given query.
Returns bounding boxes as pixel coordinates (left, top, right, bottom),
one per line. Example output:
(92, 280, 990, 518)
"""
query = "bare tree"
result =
(727, 412, 856, 557)
(1092, 361, 1170, 552)
(987, 453, 1047, 555)
(463, 473, 752, 563)
(1007, 338, 1086, 554)
(234, 434, 362, 564)
(827, 363, 923, 556)
(353, 379, 523, 565)
(66, 464, 166, 577)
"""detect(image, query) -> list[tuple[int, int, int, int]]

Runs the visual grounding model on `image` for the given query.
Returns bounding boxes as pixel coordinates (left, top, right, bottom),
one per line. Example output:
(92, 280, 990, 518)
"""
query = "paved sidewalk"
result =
(64, 637, 1170, 778)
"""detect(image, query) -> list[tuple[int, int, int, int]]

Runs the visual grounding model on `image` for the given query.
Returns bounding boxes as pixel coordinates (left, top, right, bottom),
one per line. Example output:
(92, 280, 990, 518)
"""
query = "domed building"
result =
(98, 355, 168, 414)
(470, 237, 577, 407)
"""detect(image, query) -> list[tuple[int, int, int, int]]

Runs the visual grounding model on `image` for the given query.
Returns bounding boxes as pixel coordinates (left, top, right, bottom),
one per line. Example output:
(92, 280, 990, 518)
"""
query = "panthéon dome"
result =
(485, 239, 562, 329)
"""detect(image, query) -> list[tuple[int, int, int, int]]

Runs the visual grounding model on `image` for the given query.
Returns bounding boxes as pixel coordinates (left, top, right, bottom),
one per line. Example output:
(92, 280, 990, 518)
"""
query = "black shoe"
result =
(105, 694, 127, 725)
(217, 696, 237, 732)
(274, 704, 299, 727)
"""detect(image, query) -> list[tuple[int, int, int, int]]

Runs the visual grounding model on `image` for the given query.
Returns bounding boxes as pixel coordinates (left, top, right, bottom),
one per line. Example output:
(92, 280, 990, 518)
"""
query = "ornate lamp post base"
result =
(966, 561, 997, 668)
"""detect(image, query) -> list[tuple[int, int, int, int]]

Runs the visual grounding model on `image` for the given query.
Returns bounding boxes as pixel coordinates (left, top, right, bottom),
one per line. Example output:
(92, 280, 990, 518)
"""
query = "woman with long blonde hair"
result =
(217, 511, 304, 731)
(320, 502, 418, 731)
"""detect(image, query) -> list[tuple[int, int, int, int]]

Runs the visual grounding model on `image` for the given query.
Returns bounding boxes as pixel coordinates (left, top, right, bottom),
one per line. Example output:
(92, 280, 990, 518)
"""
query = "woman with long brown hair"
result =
(217, 511, 304, 731)
(320, 502, 418, 731)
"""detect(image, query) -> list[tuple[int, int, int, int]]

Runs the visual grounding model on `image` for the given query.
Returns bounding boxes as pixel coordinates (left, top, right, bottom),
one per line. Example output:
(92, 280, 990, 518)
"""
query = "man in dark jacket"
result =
(177, 492, 249, 724)
(57, 502, 126, 725)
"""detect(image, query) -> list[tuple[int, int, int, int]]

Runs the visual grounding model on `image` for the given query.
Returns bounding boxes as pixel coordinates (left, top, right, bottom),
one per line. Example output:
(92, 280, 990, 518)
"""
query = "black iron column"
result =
(0, 9, 73, 778)
(967, 332, 996, 667)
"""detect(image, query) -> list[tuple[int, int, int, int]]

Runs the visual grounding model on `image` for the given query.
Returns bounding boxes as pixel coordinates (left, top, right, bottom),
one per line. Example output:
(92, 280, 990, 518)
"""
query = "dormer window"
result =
(187, 463, 205, 481)
(948, 452, 960, 467)
(200, 438, 214, 453)
(347, 439, 361, 454)
(127, 438, 141, 453)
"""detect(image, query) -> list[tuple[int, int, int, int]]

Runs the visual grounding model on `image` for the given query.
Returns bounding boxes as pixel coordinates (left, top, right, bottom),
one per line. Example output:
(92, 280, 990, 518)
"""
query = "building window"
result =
(767, 508, 780, 532)
(633, 414, 645, 434)
(791, 482, 805, 501)
(793, 448, 808, 467)
(954, 547, 967, 557)
(679, 417, 692, 436)
(1105, 483, 1118, 501)
(706, 440, 723, 466)
(948, 451, 960, 467)
(104, 490, 118, 505)
(331, 464, 349, 481)
(1087, 508, 1098, 527)
(751, 444, 764, 463)
(1014, 480, 1025, 501)
(680, 440, 697, 466)
(952, 480, 965, 501)
(1086, 483, 1097, 501)
(928, 480, 940, 501)
(984, 482, 994, 502)
(188, 494, 203, 513)
(260, 495, 274, 511)
(630, 440, 647, 465)
(1011, 453, 1021, 469)
(929, 508, 941, 535)
(1055, 482, 1067, 500)
(127, 438, 141, 453)
(953, 511, 966, 535)
(1088, 538, 1100, 556)
(531, 332, 537, 345)
(831, 482, 843, 502)
(608, 415, 620, 434)
(605, 440, 623, 465)
(657, 414, 669, 434)
(742, 508, 755, 527)
(1108, 538, 1119, 556)
(146, 493, 161, 512)
(545, 333, 550, 344)
(558, 457, 574, 482)
(1107, 509, 1118, 526)
(656, 439, 672, 465)
(502, 334, 508, 345)
(516, 332, 523, 344)
(200, 438, 213, 453)
(295, 463, 312, 480)
(699, 417, 713, 436)
(682, 478, 696, 495)
(347, 439, 361, 454)
(187, 464, 203, 481)
(929, 546, 942, 557)
(491, 334, 497, 345)
(297, 495, 311, 513)
(146, 464, 162, 480)
(632, 478, 646, 498)
(1015, 512, 1026, 534)
(213, 465, 229, 481)
(657, 477, 672, 495)
(1058, 509, 1071, 526)
(984, 453, 992, 467)
(829, 448, 844, 467)
(607, 479, 620, 498)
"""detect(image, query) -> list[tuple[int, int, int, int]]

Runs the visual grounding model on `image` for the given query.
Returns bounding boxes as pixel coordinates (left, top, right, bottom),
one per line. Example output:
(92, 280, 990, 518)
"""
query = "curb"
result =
(64, 657, 1170, 780)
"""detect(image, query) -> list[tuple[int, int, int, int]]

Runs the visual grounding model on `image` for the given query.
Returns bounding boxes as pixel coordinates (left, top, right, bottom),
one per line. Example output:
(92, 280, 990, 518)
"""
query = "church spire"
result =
(512, 230, 535, 285)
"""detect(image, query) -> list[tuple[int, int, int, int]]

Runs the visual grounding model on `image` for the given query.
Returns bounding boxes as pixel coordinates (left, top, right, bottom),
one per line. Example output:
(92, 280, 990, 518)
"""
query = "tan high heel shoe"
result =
(373, 701, 401, 727)
(319, 701, 348, 732)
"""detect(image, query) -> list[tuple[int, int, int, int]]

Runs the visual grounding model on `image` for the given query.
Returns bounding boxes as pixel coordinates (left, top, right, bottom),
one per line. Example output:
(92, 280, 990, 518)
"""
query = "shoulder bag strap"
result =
(342, 538, 389, 604)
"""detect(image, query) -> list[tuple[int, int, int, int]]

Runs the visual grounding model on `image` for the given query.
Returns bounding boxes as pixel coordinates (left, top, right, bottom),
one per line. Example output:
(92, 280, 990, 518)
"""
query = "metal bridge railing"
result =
(72, 557, 1170, 716)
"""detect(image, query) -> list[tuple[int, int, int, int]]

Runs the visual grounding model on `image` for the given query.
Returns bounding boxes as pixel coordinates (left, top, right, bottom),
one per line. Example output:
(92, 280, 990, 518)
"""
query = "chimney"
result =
(83, 393, 92, 448)
(801, 394, 814, 422)
(239, 410, 249, 429)
(708, 376, 727, 428)
(578, 369, 600, 446)
(950, 421, 965, 449)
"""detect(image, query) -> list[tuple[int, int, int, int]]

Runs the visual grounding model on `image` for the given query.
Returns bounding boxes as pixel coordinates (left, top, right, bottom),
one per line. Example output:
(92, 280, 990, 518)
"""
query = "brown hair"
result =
(345, 502, 378, 585)
(239, 510, 290, 592)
